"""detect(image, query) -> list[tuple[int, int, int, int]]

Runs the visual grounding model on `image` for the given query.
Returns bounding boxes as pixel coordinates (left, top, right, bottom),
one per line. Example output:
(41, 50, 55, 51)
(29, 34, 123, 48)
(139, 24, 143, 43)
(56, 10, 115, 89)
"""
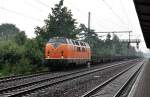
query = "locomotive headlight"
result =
(61, 56, 64, 59)
(47, 51, 50, 58)
(61, 51, 64, 59)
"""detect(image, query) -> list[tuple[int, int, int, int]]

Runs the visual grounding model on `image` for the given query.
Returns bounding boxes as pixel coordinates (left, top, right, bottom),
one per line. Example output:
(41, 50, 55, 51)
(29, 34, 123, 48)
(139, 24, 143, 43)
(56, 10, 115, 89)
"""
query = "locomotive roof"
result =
(49, 37, 88, 43)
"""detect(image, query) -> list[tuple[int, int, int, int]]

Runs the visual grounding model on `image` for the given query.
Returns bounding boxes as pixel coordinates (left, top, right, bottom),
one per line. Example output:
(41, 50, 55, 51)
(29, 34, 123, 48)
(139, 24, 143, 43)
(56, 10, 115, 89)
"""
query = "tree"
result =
(78, 24, 102, 56)
(106, 33, 111, 41)
(24, 39, 43, 67)
(112, 34, 119, 42)
(78, 24, 98, 39)
(14, 31, 27, 45)
(0, 23, 20, 40)
(112, 34, 120, 55)
(105, 33, 112, 49)
(35, 0, 78, 40)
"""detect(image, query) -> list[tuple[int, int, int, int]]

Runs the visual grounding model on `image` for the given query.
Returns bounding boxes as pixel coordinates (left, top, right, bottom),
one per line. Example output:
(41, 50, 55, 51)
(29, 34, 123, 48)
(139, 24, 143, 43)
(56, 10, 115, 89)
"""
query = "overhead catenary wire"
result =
(67, 0, 129, 31)
(120, 0, 131, 30)
(95, 0, 128, 30)
(0, 6, 42, 22)
(0, 0, 131, 33)
(65, 0, 130, 34)
(92, 12, 128, 30)
(23, 0, 48, 13)
(120, 0, 140, 40)
(33, 0, 50, 8)
(23, 0, 128, 31)
(29, 0, 107, 30)
(102, 0, 127, 25)
(94, 13, 128, 29)
(32, 0, 91, 27)
(94, 0, 131, 38)
(65, 0, 115, 30)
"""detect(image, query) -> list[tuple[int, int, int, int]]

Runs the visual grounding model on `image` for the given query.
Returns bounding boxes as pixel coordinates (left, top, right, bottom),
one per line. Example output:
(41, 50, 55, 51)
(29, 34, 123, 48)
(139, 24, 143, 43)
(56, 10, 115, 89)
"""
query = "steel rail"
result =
(113, 62, 144, 97)
(80, 61, 143, 97)
(0, 71, 50, 83)
(0, 59, 138, 83)
(1, 60, 138, 97)
(0, 60, 135, 94)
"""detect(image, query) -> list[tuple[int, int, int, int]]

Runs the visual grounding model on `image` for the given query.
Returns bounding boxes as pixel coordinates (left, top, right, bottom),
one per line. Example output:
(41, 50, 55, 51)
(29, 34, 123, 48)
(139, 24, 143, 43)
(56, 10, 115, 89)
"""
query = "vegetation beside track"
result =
(0, 0, 143, 76)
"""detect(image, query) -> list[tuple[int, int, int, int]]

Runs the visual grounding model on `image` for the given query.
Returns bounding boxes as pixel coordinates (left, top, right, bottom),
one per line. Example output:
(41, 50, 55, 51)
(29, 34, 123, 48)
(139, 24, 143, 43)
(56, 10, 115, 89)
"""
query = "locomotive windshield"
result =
(48, 37, 67, 44)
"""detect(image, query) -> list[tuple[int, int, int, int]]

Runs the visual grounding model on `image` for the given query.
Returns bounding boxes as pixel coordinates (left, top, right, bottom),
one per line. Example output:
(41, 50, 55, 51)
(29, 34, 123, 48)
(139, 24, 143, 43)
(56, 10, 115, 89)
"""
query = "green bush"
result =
(0, 41, 21, 65)
(14, 58, 32, 74)
(24, 39, 43, 67)
(0, 41, 37, 76)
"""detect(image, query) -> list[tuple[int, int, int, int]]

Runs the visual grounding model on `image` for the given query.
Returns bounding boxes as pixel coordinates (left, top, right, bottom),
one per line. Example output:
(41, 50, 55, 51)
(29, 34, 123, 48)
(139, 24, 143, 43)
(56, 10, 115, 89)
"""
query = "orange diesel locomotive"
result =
(45, 37, 91, 67)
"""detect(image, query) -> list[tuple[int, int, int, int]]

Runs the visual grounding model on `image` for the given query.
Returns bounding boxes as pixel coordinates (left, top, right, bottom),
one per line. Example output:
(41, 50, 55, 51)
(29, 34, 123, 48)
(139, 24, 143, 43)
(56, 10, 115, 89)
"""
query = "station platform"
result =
(128, 59, 150, 97)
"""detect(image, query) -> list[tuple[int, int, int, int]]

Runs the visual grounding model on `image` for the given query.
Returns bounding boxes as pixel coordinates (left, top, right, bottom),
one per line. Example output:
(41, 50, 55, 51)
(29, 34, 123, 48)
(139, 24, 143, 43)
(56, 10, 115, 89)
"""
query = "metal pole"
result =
(88, 12, 91, 34)
(129, 31, 131, 46)
(128, 31, 131, 57)
(87, 12, 91, 68)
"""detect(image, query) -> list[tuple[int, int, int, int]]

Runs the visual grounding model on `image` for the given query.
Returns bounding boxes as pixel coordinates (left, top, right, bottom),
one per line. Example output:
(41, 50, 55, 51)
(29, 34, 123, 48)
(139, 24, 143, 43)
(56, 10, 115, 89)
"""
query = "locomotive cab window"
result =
(48, 37, 67, 44)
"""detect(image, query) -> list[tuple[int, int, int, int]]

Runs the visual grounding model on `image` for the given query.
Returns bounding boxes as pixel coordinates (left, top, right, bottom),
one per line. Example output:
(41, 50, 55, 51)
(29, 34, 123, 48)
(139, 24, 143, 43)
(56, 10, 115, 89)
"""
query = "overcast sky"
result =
(0, 0, 149, 53)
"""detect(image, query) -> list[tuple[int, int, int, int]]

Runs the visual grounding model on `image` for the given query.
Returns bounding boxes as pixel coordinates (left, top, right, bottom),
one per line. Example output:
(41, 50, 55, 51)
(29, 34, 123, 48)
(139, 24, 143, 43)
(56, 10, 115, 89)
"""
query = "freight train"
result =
(44, 37, 136, 69)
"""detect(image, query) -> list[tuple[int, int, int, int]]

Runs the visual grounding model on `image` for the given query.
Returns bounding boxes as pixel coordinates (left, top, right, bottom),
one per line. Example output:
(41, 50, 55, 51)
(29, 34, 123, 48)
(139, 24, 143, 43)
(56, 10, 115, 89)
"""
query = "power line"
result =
(102, 0, 127, 25)
(64, 0, 88, 16)
(33, 0, 50, 8)
(92, 12, 128, 30)
(65, 1, 115, 30)
(120, 0, 141, 40)
(95, 0, 127, 29)
(0, 6, 42, 22)
(23, 0, 48, 13)
(120, 0, 131, 30)
(65, 1, 104, 29)
(93, 0, 129, 30)
(32, 0, 117, 30)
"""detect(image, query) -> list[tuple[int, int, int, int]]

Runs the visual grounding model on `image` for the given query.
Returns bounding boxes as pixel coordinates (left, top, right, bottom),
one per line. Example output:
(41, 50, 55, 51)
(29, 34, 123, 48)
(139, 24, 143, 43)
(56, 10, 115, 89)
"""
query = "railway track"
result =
(0, 71, 50, 83)
(81, 60, 143, 97)
(0, 61, 122, 84)
(0, 59, 139, 97)
(0, 59, 135, 88)
(0, 59, 136, 84)
(113, 63, 143, 97)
